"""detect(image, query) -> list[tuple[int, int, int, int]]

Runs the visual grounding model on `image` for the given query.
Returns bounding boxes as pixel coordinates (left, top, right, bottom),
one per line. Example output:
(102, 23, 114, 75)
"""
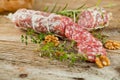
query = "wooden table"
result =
(0, 0, 120, 80)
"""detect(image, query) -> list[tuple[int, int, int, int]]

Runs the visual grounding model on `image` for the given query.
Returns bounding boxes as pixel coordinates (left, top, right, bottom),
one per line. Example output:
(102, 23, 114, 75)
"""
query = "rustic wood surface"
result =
(0, 0, 120, 80)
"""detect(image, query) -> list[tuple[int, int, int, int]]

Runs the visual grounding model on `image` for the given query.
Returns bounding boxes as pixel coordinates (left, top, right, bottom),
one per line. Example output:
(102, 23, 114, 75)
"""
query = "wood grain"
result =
(0, 0, 120, 80)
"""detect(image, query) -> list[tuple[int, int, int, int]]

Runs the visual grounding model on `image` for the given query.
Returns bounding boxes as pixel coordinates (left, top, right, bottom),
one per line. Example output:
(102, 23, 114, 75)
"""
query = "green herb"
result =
(26, 28, 35, 35)
(55, 6, 61, 12)
(20, 35, 28, 45)
(69, 53, 77, 64)
(59, 53, 68, 61)
(25, 35, 28, 45)
(21, 29, 46, 45)
(61, 3, 68, 11)
(21, 29, 87, 64)
(91, 30, 108, 44)
(77, 54, 87, 61)
(57, 9, 81, 22)
(36, 37, 87, 64)
(50, 3, 57, 13)
(77, 3, 86, 10)
(21, 35, 24, 43)
(70, 40, 76, 48)
(104, 3, 117, 8)
(47, 3, 86, 22)
(41, 42, 55, 57)
(96, 54, 101, 58)
(96, 0, 102, 7)
(43, 6, 49, 12)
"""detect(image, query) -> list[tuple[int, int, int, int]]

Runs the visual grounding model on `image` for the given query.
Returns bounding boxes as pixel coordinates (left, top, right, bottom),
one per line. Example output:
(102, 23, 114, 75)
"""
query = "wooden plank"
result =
(0, 16, 120, 80)
(0, 40, 120, 80)
(0, 16, 25, 42)
(0, 0, 120, 80)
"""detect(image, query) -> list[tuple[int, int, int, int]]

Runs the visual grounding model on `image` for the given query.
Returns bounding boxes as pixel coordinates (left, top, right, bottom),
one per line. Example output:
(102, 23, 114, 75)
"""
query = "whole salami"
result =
(8, 9, 107, 62)
(78, 7, 112, 30)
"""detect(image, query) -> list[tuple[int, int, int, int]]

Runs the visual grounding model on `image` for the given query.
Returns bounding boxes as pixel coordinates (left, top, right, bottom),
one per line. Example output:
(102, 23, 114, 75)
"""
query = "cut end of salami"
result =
(65, 22, 107, 62)
(8, 8, 109, 62)
(78, 7, 112, 30)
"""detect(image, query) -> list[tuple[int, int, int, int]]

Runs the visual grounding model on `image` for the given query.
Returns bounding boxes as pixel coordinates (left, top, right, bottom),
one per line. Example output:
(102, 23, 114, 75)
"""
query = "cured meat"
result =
(65, 23, 106, 61)
(78, 7, 112, 30)
(9, 9, 72, 36)
(8, 9, 107, 62)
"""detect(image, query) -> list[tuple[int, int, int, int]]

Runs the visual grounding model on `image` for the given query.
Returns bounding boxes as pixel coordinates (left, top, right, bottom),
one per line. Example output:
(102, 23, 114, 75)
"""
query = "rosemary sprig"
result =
(77, 3, 86, 10)
(50, 3, 57, 13)
(42, 2, 85, 22)
(21, 35, 28, 45)
(56, 6, 61, 12)
(43, 6, 49, 12)
(57, 9, 81, 22)
(57, 2, 86, 22)
(104, 3, 117, 8)
(90, 29, 108, 44)
(61, 3, 68, 11)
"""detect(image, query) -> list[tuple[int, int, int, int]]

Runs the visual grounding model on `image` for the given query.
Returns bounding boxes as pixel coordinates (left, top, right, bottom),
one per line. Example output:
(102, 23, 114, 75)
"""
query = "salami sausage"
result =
(8, 9, 107, 62)
(78, 7, 112, 30)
